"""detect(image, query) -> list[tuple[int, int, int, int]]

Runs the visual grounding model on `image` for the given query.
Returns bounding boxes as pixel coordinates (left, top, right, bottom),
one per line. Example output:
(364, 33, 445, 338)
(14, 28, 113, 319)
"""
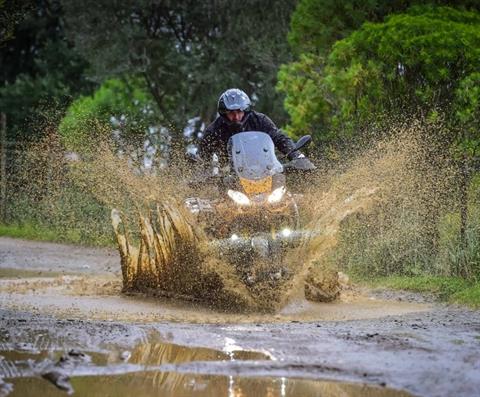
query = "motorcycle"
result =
(185, 131, 315, 284)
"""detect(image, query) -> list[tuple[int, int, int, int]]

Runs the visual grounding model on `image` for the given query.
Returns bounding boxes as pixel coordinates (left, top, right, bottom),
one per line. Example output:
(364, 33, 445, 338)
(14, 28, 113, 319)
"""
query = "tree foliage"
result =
(59, 78, 165, 168)
(281, 2, 480, 276)
(288, 0, 480, 56)
(0, 0, 92, 141)
(279, 5, 480, 149)
(60, 0, 296, 134)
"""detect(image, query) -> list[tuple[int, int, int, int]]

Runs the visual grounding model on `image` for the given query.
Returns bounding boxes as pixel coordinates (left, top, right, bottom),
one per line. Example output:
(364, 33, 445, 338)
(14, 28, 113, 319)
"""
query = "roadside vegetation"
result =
(356, 276, 480, 308)
(1, 1, 479, 305)
(0, 223, 62, 242)
(279, 1, 480, 306)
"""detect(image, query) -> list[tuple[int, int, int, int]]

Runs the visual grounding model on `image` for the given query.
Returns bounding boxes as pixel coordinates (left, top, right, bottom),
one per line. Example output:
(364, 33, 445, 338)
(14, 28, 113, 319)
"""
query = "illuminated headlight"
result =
(230, 234, 239, 241)
(227, 190, 251, 206)
(281, 228, 292, 237)
(267, 186, 286, 204)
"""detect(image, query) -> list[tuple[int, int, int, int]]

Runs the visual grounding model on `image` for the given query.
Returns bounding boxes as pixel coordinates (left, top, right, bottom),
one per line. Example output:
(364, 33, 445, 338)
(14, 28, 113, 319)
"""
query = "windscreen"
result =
(228, 131, 283, 180)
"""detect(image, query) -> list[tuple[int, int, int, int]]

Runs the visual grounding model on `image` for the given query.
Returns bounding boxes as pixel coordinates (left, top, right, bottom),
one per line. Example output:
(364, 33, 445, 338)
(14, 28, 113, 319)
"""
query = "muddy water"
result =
(0, 271, 429, 324)
(0, 234, 429, 325)
(9, 374, 412, 396)
(0, 238, 429, 323)
(12, 127, 449, 313)
(2, 344, 411, 397)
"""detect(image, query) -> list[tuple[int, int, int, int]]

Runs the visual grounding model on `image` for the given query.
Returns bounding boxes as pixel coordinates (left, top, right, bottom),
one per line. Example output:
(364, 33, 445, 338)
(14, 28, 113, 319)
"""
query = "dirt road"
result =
(0, 237, 479, 397)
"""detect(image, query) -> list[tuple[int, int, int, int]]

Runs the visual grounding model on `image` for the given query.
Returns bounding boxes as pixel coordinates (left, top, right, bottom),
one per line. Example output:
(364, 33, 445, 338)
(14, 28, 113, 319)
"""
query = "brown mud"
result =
(0, 237, 428, 324)
(110, 200, 341, 314)
(107, 154, 381, 313)
(1, 237, 480, 397)
(13, 124, 456, 314)
(106, 124, 445, 313)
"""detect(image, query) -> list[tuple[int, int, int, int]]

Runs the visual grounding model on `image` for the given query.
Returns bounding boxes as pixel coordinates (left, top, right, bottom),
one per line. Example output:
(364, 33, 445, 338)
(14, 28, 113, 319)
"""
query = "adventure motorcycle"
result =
(185, 131, 315, 283)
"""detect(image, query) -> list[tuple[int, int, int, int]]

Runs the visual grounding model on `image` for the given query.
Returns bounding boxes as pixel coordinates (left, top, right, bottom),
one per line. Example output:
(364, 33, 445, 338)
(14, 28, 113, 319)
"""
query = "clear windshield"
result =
(228, 131, 283, 180)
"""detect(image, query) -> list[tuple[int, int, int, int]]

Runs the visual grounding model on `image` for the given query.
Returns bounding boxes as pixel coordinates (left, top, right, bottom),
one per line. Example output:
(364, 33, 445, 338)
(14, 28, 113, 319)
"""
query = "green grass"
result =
(0, 223, 62, 241)
(452, 284, 480, 308)
(356, 275, 480, 308)
(0, 223, 114, 247)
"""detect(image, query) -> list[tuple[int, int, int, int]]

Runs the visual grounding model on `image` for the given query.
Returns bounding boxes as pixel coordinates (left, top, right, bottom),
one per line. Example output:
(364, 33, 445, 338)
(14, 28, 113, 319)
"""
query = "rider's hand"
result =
(287, 151, 306, 161)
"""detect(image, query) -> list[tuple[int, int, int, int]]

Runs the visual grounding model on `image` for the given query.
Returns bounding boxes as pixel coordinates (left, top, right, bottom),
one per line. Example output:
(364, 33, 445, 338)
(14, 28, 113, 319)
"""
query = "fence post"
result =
(0, 113, 6, 223)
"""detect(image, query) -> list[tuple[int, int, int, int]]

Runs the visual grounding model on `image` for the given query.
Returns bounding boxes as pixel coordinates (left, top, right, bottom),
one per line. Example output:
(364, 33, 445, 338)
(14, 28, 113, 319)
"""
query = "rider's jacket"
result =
(198, 111, 297, 165)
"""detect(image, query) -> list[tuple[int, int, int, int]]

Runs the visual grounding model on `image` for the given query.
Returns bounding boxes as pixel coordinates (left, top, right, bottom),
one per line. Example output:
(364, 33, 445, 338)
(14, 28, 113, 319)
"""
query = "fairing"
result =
(228, 131, 283, 181)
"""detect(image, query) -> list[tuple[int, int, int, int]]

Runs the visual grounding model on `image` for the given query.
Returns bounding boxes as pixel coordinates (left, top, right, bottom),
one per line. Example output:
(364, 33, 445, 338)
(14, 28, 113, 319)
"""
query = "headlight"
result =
(267, 186, 286, 204)
(281, 228, 292, 237)
(227, 189, 251, 206)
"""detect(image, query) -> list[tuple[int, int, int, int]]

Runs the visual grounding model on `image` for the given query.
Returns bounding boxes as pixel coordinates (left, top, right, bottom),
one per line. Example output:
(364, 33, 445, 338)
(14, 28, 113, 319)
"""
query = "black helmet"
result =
(218, 88, 251, 115)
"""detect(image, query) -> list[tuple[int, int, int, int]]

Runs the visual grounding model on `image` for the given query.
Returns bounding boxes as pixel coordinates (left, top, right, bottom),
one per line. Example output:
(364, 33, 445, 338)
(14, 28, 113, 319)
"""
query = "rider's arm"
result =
(258, 114, 301, 159)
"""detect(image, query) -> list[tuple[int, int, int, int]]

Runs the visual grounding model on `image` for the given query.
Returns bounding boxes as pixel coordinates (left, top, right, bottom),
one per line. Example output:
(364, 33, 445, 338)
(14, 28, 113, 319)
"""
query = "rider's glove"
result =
(287, 151, 306, 161)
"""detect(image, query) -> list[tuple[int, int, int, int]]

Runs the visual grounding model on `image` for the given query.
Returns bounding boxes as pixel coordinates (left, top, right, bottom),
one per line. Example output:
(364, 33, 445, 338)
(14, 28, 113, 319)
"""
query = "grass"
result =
(355, 275, 480, 308)
(452, 283, 480, 308)
(0, 222, 114, 247)
(0, 223, 62, 242)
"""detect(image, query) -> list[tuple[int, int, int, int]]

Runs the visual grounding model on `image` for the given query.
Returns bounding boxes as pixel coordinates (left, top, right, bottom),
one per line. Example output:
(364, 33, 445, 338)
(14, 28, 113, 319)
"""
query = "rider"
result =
(198, 88, 305, 165)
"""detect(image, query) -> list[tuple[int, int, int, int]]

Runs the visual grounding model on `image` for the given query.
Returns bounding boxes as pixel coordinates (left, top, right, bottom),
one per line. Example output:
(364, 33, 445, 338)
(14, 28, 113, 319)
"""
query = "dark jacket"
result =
(198, 111, 297, 165)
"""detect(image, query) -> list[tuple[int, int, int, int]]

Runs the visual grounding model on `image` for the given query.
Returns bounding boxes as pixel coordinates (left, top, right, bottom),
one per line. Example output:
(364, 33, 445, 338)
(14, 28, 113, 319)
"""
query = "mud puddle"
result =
(1, 344, 411, 397)
(0, 272, 430, 323)
(7, 373, 413, 396)
(0, 240, 430, 324)
(0, 336, 269, 395)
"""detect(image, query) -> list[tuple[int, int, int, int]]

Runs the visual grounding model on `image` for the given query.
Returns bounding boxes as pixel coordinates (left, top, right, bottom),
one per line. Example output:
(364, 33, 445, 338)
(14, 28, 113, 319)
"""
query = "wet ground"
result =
(0, 236, 479, 396)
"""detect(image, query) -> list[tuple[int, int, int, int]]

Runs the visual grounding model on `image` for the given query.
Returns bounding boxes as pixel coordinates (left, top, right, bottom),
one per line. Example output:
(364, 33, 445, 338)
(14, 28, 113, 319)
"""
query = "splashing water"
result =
(11, 118, 458, 312)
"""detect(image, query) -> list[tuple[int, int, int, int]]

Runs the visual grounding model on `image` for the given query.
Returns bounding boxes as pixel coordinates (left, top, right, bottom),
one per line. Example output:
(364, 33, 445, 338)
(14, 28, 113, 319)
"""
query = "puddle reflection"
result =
(10, 373, 413, 397)
(128, 341, 269, 366)
(2, 342, 412, 397)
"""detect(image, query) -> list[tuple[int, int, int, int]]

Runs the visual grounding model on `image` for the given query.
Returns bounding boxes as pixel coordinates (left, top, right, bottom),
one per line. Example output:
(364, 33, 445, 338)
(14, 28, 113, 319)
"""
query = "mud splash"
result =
(110, 200, 309, 313)
(11, 119, 455, 314)
(107, 126, 443, 312)
(103, 155, 368, 312)
(0, 242, 429, 324)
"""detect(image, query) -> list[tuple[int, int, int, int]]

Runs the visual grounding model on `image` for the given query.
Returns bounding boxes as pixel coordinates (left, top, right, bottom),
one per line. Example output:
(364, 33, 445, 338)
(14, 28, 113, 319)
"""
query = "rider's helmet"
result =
(217, 88, 251, 115)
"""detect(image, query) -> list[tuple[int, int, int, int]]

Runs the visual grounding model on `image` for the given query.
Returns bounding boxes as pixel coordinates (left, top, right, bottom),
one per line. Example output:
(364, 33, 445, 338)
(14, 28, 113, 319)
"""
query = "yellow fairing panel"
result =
(240, 176, 272, 195)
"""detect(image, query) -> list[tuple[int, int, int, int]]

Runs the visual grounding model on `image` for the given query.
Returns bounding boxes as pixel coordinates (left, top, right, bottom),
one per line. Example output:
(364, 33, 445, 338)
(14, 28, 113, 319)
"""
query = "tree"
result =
(0, 0, 92, 142)
(288, 0, 480, 56)
(279, 5, 480, 145)
(60, 0, 296, 139)
(279, 4, 480, 275)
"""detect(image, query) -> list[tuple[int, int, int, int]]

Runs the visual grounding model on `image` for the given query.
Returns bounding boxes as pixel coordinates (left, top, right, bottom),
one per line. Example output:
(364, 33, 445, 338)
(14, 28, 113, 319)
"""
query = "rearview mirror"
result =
(284, 135, 312, 159)
(295, 135, 312, 151)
